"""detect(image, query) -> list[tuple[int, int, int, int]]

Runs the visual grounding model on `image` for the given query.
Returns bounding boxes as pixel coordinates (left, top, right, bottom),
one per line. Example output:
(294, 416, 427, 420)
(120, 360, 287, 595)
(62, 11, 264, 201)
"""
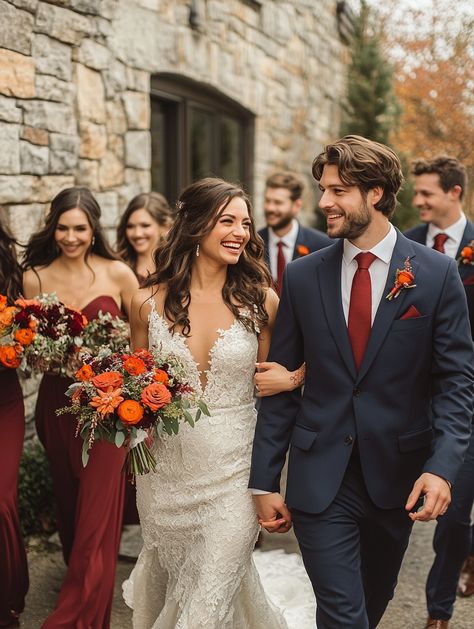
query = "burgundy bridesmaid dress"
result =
(0, 369, 28, 628)
(35, 297, 126, 629)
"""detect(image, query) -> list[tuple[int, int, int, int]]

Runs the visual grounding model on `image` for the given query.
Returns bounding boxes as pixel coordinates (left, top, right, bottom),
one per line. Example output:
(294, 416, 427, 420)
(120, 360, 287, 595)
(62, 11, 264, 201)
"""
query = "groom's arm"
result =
(249, 264, 305, 494)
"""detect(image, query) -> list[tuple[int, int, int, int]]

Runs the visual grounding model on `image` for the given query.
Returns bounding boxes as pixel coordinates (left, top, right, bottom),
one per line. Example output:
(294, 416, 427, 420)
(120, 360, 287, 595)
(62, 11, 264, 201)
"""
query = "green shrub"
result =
(18, 439, 56, 537)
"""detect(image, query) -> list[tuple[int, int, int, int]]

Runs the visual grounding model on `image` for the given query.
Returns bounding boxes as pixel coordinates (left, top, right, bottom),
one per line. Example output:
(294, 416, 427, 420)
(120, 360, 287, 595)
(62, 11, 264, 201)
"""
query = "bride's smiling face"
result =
(199, 197, 252, 265)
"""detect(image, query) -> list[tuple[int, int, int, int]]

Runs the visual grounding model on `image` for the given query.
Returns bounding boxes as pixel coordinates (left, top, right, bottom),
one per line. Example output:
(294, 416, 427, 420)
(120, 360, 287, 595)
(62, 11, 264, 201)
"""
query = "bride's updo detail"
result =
(144, 177, 272, 336)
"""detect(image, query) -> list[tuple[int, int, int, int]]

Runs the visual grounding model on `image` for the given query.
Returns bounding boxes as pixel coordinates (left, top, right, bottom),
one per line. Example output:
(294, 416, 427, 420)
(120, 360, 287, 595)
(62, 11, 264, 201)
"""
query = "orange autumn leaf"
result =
(117, 399, 144, 425)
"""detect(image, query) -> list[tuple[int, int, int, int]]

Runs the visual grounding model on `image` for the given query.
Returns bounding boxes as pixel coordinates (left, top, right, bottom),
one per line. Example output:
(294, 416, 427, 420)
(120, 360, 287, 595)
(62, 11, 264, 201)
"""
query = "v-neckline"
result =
(151, 310, 239, 397)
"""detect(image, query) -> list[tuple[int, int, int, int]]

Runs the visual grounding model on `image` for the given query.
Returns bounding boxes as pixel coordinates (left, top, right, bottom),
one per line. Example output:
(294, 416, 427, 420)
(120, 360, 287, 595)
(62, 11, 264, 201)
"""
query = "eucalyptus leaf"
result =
(115, 431, 125, 448)
(81, 443, 90, 467)
(198, 400, 210, 416)
(184, 409, 194, 427)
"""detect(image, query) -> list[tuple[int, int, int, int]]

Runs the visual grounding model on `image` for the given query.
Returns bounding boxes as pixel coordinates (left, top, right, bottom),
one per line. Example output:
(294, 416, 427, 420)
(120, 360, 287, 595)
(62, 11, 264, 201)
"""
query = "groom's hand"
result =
(253, 493, 292, 534)
(405, 472, 451, 522)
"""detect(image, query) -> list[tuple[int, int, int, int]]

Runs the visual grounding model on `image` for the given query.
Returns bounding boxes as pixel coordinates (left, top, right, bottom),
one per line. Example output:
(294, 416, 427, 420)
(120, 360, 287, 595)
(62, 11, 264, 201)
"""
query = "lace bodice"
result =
(148, 303, 258, 409)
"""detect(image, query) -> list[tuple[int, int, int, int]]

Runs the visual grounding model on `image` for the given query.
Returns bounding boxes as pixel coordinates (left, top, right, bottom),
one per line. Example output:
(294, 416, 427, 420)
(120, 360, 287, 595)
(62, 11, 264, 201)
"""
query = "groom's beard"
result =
(326, 201, 371, 240)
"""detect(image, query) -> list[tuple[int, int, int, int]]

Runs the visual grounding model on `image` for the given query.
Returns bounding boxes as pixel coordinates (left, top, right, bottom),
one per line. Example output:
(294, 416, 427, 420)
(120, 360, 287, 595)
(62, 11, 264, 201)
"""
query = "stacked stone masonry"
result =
(0, 0, 350, 432)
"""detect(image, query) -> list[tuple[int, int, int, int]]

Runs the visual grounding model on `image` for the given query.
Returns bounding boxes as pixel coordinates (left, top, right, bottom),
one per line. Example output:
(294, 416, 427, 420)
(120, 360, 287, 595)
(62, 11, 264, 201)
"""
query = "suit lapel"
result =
(292, 223, 304, 261)
(455, 221, 474, 282)
(318, 240, 356, 378)
(357, 232, 419, 383)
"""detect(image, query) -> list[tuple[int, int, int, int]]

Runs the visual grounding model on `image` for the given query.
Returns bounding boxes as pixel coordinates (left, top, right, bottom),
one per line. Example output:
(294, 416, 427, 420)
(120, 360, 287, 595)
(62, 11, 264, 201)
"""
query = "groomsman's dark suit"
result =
(405, 219, 474, 623)
(250, 230, 474, 628)
(258, 223, 331, 270)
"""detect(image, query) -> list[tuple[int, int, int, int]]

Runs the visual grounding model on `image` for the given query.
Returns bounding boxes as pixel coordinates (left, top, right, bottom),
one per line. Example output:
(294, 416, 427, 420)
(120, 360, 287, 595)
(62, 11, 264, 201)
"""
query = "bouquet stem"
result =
(125, 442, 157, 477)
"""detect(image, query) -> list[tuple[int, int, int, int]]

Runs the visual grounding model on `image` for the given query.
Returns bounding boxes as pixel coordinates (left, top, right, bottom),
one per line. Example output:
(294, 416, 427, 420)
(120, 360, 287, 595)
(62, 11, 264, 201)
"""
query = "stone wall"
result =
(0, 0, 350, 429)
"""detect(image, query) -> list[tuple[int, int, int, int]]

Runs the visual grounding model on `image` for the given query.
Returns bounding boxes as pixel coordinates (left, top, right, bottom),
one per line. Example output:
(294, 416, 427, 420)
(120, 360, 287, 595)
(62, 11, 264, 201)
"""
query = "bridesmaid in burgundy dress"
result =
(22, 188, 138, 629)
(0, 218, 28, 628)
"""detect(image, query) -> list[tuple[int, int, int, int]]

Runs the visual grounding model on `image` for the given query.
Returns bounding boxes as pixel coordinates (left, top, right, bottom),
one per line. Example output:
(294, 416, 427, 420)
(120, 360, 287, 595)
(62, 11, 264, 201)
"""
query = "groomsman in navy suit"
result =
(405, 155, 474, 629)
(250, 136, 474, 628)
(258, 171, 331, 295)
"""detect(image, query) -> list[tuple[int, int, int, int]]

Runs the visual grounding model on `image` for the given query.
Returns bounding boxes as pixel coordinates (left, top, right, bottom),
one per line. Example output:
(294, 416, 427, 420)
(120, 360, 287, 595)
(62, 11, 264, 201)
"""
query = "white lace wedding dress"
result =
(123, 304, 315, 628)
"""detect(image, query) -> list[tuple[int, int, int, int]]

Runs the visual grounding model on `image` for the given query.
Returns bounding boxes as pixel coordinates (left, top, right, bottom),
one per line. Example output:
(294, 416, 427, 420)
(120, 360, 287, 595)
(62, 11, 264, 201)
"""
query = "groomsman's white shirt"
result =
(251, 223, 397, 495)
(425, 213, 467, 259)
(267, 219, 299, 280)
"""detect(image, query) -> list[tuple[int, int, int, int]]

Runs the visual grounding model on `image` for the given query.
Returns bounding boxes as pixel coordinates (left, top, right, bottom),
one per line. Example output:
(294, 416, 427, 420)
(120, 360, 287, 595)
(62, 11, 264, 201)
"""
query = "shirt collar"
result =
(427, 212, 467, 243)
(343, 223, 397, 266)
(268, 219, 299, 248)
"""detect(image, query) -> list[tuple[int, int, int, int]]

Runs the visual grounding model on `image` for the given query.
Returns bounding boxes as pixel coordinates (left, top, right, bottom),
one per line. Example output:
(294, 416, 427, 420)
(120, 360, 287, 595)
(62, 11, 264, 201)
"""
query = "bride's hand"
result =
(254, 362, 305, 397)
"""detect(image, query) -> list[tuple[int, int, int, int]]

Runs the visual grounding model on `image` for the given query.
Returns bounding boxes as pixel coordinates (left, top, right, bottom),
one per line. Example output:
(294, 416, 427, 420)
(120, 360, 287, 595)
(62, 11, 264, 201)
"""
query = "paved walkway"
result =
(23, 522, 472, 628)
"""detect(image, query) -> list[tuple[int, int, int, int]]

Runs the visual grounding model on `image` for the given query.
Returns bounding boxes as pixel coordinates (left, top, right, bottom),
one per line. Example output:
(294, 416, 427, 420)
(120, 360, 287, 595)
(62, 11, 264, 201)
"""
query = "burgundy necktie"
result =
(432, 233, 449, 253)
(348, 252, 377, 371)
(276, 241, 286, 296)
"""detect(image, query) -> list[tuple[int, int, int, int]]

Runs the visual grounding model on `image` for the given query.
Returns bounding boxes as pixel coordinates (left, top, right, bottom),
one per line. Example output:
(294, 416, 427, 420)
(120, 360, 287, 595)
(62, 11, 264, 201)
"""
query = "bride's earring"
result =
(91, 235, 96, 247)
(196, 243, 200, 257)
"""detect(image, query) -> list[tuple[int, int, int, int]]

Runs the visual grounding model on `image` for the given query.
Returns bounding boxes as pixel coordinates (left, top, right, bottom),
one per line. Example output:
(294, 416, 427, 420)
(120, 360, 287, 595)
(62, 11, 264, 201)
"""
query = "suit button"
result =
(344, 435, 354, 445)
(353, 388, 361, 397)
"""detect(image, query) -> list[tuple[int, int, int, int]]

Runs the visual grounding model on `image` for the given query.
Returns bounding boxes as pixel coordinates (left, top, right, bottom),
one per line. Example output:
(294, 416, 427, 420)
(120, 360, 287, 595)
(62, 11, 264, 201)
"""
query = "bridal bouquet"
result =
(57, 347, 209, 476)
(16, 293, 87, 376)
(0, 294, 37, 368)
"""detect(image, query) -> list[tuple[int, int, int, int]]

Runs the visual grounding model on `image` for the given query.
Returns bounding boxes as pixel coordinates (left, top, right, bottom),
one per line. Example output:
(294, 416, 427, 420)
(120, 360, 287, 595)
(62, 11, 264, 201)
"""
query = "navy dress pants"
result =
(426, 429, 474, 620)
(292, 453, 415, 629)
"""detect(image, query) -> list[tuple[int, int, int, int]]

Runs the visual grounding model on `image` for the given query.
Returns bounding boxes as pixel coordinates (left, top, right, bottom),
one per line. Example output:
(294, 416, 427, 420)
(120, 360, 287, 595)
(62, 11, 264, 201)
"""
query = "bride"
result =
(124, 178, 314, 628)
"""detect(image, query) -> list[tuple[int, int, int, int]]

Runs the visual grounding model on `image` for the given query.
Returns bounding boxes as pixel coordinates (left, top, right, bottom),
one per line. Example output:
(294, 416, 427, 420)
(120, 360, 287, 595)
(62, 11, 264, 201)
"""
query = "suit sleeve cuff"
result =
(249, 489, 272, 495)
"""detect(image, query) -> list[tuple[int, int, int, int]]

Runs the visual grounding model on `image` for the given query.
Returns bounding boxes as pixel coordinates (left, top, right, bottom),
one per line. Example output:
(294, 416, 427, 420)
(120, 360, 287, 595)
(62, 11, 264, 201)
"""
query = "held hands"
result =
(253, 492, 292, 534)
(405, 472, 452, 522)
(254, 362, 304, 397)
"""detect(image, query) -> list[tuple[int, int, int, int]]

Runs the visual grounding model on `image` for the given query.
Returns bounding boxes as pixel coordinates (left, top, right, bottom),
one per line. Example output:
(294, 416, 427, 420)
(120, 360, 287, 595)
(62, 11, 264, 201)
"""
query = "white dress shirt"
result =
(267, 219, 299, 280)
(251, 223, 398, 496)
(426, 213, 467, 259)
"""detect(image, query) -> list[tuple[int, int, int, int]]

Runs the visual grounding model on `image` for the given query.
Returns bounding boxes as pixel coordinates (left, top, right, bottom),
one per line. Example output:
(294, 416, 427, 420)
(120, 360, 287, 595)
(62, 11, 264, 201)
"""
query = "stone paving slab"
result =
(23, 522, 472, 628)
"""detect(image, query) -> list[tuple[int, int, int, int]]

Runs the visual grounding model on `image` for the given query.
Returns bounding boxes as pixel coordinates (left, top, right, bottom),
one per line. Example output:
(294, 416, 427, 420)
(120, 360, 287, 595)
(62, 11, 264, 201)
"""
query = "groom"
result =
(249, 135, 474, 628)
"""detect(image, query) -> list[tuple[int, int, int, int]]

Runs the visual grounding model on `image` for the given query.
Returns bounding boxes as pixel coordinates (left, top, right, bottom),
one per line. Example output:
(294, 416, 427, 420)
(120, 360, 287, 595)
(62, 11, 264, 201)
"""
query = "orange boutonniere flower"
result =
(75, 364, 94, 382)
(296, 244, 310, 256)
(153, 368, 170, 386)
(458, 240, 474, 266)
(386, 257, 417, 300)
(14, 327, 35, 346)
(89, 386, 124, 416)
(117, 399, 144, 425)
(141, 382, 172, 411)
(122, 355, 146, 376)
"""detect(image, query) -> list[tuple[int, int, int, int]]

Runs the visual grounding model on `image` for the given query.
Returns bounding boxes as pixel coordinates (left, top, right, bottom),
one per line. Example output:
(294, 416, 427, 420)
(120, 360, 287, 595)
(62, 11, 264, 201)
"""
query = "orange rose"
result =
(397, 270, 414, 285)
(76, 364, 94, 382)
(153, 369, 169, 386)
(141, 382, 172, 411)
(0, 345, 21, 369)
(0, 294, 6, 312)
(14, 328, 35, 346)
(122, 356, 146, 376)
(117, 399, 144, 425)
(0, 307, 16, 329)
(461, 246, 473, 262)
(92, 371, 123, 391)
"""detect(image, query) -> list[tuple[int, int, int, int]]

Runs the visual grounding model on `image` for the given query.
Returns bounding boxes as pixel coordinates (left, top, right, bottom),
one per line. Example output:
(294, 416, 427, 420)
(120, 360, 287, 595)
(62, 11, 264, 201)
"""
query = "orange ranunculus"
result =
(92, 371, 123, 391)
(141, 382, 172, 411)
(75, 364, 94, 382)
(0, 306, 16, 329)
(133, 348, 153, 360)
(0, 294, 6, 312)
(153, 369, 169, 386)
(0, 345, 21, 369)
(117, 399, 144, 425)
(397, 270, 414, 285)
(461, 246, 473, 262)
(14, 328, 35, 346)
(122, 356, 146, 376)
(14, 298, 40, 308)
(89, 386, 124, 415)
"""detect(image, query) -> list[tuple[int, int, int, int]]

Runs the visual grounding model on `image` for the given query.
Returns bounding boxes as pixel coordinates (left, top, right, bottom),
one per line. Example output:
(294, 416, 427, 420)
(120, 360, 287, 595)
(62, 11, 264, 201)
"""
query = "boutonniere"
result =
(386, 257, 417, 300)
(458, 240, 474, 266)
(296, 244, 310, 256)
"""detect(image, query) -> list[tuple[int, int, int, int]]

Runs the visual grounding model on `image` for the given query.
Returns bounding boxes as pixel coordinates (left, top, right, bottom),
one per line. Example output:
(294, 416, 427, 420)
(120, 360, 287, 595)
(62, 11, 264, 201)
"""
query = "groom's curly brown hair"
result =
(312, 135, 404, 218)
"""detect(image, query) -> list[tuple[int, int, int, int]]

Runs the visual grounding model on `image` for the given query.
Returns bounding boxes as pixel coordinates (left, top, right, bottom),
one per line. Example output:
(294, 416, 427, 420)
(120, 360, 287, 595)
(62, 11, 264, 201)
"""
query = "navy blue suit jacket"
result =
(258, 223, 331, 271)
(249, 230, 474, 513)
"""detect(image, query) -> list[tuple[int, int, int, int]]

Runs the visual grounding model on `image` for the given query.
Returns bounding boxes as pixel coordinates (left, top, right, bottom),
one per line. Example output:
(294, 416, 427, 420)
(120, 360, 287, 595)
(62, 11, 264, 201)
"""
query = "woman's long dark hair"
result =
(22, 187, 119, 271)
(0, 215, 22, 301)
(116, 192, 173, 272)
(144, 178, 272, 336)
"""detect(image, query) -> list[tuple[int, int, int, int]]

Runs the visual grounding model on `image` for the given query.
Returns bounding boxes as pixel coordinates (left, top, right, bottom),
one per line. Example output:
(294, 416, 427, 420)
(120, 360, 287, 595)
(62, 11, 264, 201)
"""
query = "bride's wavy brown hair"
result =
(143, 178, 272, 336)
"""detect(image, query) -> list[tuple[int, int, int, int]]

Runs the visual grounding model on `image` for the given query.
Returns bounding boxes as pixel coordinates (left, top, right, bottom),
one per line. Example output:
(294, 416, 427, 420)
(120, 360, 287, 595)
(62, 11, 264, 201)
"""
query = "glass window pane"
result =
(191, 108, 214, 181)
(219, 115, 242, 182)
(151, 100, 166, 195)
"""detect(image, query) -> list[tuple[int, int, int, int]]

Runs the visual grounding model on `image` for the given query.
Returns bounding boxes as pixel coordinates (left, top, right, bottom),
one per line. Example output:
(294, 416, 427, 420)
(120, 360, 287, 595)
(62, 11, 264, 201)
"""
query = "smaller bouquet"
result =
(0, 294, 37, 368)
(81, 311, 130, 354)
(58, 348, 209, 476)
(17, 293, 87, 376)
